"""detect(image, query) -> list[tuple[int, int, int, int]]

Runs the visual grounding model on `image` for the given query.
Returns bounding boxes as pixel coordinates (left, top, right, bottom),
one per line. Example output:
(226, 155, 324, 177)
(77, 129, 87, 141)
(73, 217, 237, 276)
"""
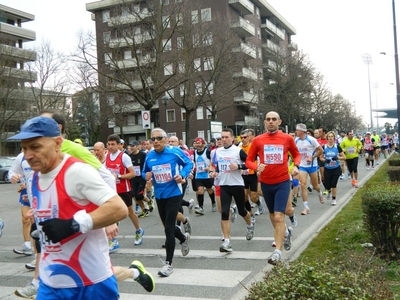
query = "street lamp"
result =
(161, 95, 170, 133)
(362, 53, 373, 130)
(392, 0, 400, 131)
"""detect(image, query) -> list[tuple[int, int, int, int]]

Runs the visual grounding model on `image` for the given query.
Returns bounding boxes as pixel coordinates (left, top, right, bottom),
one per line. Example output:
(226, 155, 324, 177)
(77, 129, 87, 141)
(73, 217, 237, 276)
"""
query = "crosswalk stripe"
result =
(122, 235, 273, 241)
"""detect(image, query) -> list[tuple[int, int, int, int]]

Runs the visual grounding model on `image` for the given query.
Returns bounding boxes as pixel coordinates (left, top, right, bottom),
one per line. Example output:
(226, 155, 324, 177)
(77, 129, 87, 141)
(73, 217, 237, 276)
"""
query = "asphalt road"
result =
(0, 155, 383, 300)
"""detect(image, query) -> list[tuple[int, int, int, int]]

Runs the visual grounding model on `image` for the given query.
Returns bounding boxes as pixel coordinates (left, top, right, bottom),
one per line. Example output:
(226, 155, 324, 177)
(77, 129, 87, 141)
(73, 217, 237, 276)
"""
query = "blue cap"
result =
(7, 117, 60, 140)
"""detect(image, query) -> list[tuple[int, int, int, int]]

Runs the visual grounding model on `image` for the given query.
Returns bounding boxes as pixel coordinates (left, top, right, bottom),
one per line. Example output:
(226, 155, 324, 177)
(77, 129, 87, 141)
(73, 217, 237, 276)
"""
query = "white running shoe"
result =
(158, 261, 173, 277)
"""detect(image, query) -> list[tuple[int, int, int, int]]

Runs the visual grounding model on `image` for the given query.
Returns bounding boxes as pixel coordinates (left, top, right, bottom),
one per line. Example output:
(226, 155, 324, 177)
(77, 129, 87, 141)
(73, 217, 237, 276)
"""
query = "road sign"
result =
(141, 110, 151, 129)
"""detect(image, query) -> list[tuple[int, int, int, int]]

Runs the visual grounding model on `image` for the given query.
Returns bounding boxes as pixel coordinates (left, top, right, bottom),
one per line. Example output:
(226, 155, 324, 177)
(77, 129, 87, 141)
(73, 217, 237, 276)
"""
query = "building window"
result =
(193, 34, 200, 47)
(104, 52, 112, 64)
(206, 82, 214, 95)
(206, 106, 213, 119)
(162, 16, 171, 28)
(181, 108, 186, 121)
(163, 39, 172, 51)
(121, 7, 130, 17)
(180, 84, 186, 96)
(176, 13, 183, 26)
(177, 36, 183, 49)
(194, 58, 201, 71)
(197, 130, 205, 139)
(196, 107, 203, 120)
(124, 50, 132, 60)
(166, 89, 174, 98)
(103, 31, 111, 43)
(203, 33, 213, 46)
(178, 61, 185, 73)
(166, 109, 175, 122)
(195, 82, 202, 96)
(203, 57, 214, 71)
(107, 96, 115, 105)
(191, 10, 199, 23)
(182, 132, 186, 144)
(102, 10, 110, 22)
(257, 28, 261, 39)
(164, 63, 173, 75)
(256, 7, 260, 19)
(201, 8, 211, 22)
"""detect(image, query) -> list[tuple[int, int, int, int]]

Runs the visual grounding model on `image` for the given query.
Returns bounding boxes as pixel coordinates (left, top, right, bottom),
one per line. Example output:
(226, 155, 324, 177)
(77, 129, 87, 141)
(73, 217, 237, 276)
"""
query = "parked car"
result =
(0, 156, 14, 183)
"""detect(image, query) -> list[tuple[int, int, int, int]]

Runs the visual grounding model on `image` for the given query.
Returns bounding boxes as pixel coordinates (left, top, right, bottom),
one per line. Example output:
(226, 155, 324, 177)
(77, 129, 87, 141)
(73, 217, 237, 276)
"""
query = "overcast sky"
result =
(2, 0, 399, 127)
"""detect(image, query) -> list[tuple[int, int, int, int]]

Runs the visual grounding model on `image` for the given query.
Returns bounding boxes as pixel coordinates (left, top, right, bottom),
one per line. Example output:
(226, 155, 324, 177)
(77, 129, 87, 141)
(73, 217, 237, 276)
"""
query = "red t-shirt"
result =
(246, 131, 301, 184)
(317, 137, 328, 147)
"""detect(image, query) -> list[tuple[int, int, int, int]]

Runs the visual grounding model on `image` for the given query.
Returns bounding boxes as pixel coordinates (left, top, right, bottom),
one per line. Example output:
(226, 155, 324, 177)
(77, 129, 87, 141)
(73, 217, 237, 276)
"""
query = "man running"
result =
(340, 131, 363, 188)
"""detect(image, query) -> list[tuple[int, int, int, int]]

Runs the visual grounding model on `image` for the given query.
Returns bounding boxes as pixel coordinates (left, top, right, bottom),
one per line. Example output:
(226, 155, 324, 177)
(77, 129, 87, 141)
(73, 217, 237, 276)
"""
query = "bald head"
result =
(93, 141, 106, 162)
(168, 136, 179, 147)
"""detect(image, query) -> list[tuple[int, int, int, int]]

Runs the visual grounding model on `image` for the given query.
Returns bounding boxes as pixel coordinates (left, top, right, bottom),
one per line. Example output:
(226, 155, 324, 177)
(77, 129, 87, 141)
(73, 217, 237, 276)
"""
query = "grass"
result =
(246, 156, 400, 299)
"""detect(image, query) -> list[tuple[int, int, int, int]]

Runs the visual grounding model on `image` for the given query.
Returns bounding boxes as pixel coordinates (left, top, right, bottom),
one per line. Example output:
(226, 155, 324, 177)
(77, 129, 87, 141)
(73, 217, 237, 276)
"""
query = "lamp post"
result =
(392, 0, 400, 131)
(161, 95, 170, 134)
(373, 82, 379, 129)
(362, 53, 373, 130)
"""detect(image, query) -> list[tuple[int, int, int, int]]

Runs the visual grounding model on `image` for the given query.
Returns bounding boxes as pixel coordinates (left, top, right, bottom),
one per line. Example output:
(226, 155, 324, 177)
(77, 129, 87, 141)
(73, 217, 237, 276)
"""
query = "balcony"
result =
(108, 10, 152, 27)
(0, 22, 35, 42)
(263, 60, 277, 71)
(228, 0, 254, 15)
(232, 42, 257, 59)
(0, 44, 36, 62)
(114, 77, 154, 90)
(235, 115, 259, 126)
(261, 20, 285, 41)
(262, 39, 279, 53)
(230, 17, 255, 37)
(109, 32, 152, 48)
(112, 101, 142, 114)
(233, 67, 258, 81)
(1, 66, 37, 82)
(288, 42, 298, 51)
(111, 56, 156, 69)
(234, 91, 258, 105)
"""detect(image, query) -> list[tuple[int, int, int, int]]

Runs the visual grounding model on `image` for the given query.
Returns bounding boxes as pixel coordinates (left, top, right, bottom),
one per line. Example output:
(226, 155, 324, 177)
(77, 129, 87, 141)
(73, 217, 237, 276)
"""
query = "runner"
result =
(371, 130, 381, 165)
(363, 132, 376, 170)
(340, 131, 363, 188)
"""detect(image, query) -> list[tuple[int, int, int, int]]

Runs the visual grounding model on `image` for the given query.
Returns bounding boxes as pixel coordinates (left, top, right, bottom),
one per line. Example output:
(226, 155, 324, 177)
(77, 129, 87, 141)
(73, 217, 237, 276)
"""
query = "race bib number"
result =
(108, 167, 121, 184)
(197, 161, 206, 172)
(35, 209, 62, 253)
(347, 147, 355, 154)
(133, 166, 141, 176)
(218, 157, 232, 173)
(264, 145, 284, 164)
(152, 164, 173, 184)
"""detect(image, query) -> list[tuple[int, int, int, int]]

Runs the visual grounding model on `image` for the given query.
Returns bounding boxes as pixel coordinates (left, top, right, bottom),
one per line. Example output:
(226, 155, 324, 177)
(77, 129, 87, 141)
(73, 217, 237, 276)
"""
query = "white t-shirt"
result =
(295, 136, 320, 168)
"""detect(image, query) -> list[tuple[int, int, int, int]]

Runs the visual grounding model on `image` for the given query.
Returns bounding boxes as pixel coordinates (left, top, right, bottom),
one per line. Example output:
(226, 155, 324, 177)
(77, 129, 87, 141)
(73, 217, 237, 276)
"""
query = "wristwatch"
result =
(71, 219, 80, 233)
(117, 174, 121, 179)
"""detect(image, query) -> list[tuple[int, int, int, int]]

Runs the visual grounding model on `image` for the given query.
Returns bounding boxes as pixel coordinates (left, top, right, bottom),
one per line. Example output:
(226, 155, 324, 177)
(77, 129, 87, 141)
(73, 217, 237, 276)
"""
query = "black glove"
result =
(39, 218, 80, 243)
(325, 158, 331, 164)
(332, 156, 338, 161)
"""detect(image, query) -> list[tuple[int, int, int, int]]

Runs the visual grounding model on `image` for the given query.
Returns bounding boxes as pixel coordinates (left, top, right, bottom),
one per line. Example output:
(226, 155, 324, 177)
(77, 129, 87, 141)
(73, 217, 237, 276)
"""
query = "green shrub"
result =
(246, 256, 392, 300)
(388, 156, 400, 166)
(387, 166, 400, 182)
(362, 182, 400, 257)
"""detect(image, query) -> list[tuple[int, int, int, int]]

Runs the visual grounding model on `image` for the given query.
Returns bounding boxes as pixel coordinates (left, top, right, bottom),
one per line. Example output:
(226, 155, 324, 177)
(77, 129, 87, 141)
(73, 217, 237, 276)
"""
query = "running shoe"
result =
(138, 210, 149, 218)
(231, 205, 238, 223)
(25, 258, 36, 270)
(148, 199, 154, 212)
(271, 241, 276, 247)
(376, 161, 380, 165)
(367, 167, 370, 170)
(129, 260, 155, 292)
(283, 227, 293, 251)
(258, 202, 265, 214)
(323, 190, 328, 195)
(195, 207, 204, 215)
(332, 199, 337, 206)
(219, 240, 233, 253)
(318, 192, 325, 204)
(212, 203, 217, 212)
(15, 283, 37, 298)
(289, 214, 298, 227)
(268, 250, 281, 265)
(0, 218, 3, 238)
(351, 179, 356, 187)
(254, 208, 260, 216)
(347, 172, 351, 179)
(180, 233, 190, 256)
(188, 199, 195, 214)
(13, 244, 33, 256)
(327, 191, 331, 201)
(134, 228, 144, 246)
(182, 217, 192, 235)
(301, 207, 310, 215)
(158, 261, 173, 277)
(246, 224, 255, 241)
(109, 238, 120, 253)
(307, 185, 312, 192)
(250, 215, 256, 224)
(354, 180, 359, 188)
(339, 174, 345, 180)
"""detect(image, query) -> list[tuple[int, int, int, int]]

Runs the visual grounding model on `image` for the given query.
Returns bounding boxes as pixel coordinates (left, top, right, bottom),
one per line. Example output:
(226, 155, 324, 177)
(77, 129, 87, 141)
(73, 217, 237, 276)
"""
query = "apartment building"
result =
(86, 0, 296, 145)
(0, 4, 36, 155)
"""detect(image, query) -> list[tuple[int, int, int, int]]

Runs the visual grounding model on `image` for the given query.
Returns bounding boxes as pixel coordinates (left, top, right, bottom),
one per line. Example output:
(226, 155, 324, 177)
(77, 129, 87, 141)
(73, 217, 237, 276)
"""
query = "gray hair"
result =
(151, 128, 167, 137)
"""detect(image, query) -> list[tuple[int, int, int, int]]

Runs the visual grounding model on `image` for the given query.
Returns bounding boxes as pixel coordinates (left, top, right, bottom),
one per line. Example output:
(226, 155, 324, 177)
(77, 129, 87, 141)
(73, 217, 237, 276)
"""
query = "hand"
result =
(11, 174, 22, 184)
(256, 164, 266, 173)
(145, 172, 153, 181)
(39, 218, 79, 243)
(332, 156, 338, 161)
(229, 163, 238, 170)
(174, 174, 184, 183)
(325, 159, 331, 164)
(105, 223, 119, 240)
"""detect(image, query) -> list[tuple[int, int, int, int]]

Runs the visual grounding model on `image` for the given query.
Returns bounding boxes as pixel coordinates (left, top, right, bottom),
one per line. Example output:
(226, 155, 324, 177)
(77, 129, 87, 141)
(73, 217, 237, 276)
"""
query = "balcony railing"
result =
(230, 17, 255, 37)
(234, 91, 259, 104)
(232, 42, 257, 59)
(228, 0, 254, 15)
(233, 67, 258, 81)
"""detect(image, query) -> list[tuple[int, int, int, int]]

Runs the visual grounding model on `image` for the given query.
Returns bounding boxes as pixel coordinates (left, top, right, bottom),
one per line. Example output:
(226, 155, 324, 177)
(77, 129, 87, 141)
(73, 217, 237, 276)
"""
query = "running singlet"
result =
(105, 151, 131, 193)
(340, 138, 362, 159)
(246, 131, 300, 185)
(323, 144, 342, 169)
(363, 137, 374, 151)
(295, 135, 320, 168)
(32, 157, 112, 289)
(215, 145, 245, 186)
(194, 149, 211, 179)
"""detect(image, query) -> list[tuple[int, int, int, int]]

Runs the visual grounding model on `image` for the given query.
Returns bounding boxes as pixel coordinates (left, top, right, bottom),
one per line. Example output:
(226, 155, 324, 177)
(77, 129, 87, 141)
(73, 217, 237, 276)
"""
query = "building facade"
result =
(0, 4, 37, 155)
(86, 0, 296, 145)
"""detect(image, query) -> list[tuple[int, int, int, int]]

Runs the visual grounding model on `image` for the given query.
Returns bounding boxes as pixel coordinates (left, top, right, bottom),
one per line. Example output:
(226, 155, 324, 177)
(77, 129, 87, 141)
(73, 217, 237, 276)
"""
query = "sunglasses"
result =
(240, 136, 248, 139)
(151, 136, 165, 141)
(265, 117, 278, 121)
